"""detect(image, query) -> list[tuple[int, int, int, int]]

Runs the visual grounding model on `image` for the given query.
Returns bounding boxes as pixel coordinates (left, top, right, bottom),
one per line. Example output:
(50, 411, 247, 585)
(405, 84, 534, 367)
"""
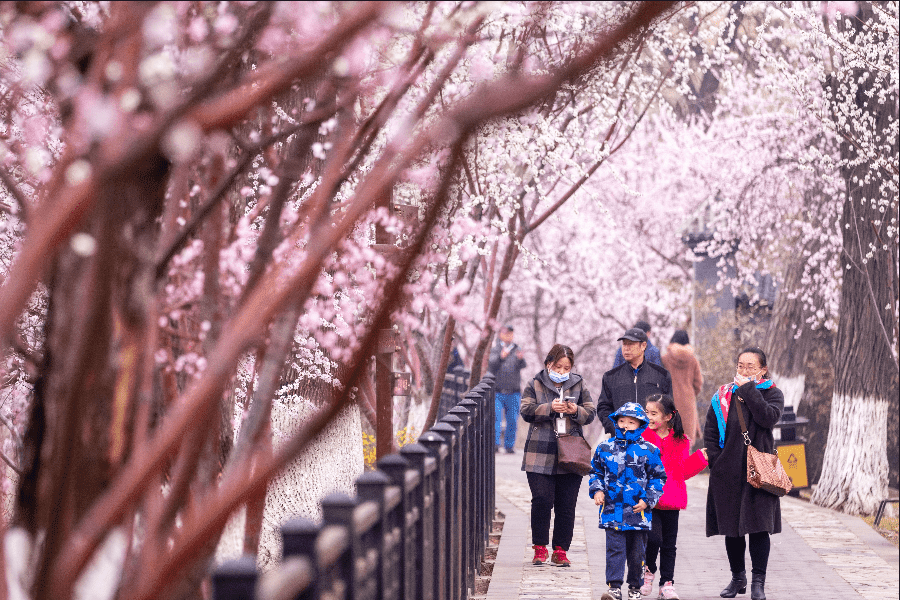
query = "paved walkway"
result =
(488, 450, 899, 600)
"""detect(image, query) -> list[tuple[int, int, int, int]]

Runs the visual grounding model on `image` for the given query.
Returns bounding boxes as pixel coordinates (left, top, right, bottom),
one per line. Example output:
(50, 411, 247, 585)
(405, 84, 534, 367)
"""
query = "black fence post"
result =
(356, 469, 397, 600)
(447, 404, 473, 598)
(459, 393, 484, 567)
(322, 492, 380, 600)
(431, 420, 461, 600)
(400, 443, 437, 600)
(281, 518, 319, 600)
(471, 378, 494, 553)
(439, 413, 465, 600)
(212, 554, 257, 600)
(483, 373, 496, 524)
(376, 453, 416, 600)
(420, 429, 450, 600)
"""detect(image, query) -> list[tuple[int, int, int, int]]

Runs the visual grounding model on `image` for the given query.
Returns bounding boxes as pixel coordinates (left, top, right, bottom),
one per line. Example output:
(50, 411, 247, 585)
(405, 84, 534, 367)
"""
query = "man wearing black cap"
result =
(612, 320, 662, 368)
(489, 324, 526, 453)
(597, 327, 672, 435)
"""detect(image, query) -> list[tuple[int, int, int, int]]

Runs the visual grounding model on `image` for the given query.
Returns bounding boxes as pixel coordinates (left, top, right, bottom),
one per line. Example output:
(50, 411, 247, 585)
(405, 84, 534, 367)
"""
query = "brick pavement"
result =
(488, 450, 899, 600)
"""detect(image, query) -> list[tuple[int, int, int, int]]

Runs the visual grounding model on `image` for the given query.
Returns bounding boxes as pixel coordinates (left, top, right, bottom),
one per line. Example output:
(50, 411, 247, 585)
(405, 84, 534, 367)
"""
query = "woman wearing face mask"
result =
(520, 344, 596, 568)
(704, 347, 784, 600)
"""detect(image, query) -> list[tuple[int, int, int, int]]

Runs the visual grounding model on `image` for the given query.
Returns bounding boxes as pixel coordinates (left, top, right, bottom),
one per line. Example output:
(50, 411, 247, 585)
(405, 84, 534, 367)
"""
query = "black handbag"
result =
(556, 431, 592, 476)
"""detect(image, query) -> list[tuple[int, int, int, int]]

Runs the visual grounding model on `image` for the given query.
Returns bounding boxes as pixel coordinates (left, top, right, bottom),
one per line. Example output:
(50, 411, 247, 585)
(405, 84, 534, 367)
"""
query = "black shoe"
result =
(750, 573, 765, 600)
(505, 447, 515, 454)
(495, 446, 501, 453)
(720, 571, 747, 597)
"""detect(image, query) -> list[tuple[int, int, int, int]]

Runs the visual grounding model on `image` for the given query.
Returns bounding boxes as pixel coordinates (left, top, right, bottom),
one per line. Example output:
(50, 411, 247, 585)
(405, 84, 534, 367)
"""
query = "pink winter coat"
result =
(642, 428, 707, 510)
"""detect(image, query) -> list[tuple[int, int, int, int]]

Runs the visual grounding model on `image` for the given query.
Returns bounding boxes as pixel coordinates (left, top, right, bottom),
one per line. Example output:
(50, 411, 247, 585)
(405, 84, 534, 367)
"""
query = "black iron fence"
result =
(212, 373, 496, 600)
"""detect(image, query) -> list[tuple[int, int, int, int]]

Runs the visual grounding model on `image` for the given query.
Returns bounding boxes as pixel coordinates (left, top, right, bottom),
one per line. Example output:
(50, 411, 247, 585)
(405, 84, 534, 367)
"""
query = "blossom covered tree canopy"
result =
(0, 2, 896, 599)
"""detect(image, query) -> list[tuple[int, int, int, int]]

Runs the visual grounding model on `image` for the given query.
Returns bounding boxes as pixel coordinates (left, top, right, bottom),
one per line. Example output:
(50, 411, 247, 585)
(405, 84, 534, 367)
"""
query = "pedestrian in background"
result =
(489, 324, 527, 453)
(589, 402, 666, 600)
(640, 394, 708, 600)
(613, 320, 662, 368)
(661, 330, 704, 443)
(705, 347, 783, 600)
(598, 327, 672, 436)
(520, 344, 595, 568)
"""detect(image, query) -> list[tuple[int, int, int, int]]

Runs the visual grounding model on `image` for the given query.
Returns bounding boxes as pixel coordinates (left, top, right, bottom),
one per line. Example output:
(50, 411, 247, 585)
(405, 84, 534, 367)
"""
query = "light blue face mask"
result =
(547, 369, 569, 383)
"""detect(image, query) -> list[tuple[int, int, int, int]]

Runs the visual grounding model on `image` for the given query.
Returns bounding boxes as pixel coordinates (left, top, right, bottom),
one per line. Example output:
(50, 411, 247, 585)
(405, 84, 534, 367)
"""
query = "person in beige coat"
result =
(660, 330, 703, 443)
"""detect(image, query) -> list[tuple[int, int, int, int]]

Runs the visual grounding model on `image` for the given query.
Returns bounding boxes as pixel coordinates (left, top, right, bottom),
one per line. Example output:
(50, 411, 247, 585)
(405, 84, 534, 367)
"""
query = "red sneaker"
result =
(532, 544, 549, 565)
(551, 546, 570, 567)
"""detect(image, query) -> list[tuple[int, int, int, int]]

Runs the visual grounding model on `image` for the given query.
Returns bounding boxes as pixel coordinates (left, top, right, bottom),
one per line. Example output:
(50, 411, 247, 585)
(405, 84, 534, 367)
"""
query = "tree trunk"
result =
(812, 3, 899, 508)
(15, 149, 169, 599)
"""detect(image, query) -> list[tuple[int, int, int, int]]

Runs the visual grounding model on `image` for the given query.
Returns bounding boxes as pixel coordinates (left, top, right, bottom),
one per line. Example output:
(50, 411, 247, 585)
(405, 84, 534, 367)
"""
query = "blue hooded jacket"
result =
(588, 402, 666, 531)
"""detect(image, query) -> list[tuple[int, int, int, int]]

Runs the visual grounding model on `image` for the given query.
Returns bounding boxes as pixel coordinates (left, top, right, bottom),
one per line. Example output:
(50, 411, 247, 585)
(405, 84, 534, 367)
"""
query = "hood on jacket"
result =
(610, 402, 649, 424)
(663, 343, 696, 369)
(610, 402, 649, 440)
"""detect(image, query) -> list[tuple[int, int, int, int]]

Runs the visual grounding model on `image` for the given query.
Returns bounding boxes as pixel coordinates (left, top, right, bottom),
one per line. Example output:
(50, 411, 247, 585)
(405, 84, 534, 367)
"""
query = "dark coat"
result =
(520, 370, 596, 475)
(704, 381, 784, 537)
(596, 360, 672, 435)
(488, 342, 527, 394)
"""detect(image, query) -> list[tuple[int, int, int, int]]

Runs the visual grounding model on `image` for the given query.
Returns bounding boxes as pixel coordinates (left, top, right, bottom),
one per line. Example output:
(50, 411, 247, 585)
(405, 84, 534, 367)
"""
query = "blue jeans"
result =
(494, 392, 520, 449)
(605, 529, 648, 589)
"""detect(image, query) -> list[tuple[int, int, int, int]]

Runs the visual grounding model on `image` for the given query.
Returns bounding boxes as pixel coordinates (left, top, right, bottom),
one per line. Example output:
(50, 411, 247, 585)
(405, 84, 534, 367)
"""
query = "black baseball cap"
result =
(617, 327, 648, 343)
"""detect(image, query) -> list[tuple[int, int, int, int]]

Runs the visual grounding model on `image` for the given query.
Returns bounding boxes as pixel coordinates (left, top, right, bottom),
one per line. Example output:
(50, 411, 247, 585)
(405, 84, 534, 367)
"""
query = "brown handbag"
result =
(556, 431, 592, 476)
(735, 397, 792, 497)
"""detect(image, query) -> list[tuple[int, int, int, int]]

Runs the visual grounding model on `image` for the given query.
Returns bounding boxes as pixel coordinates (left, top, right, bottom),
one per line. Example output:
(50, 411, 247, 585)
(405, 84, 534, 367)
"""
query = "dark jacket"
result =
(596, 360, 672, 435)
(520, 370, 596, 475)
(704, 380, 784, 537)
(488, 342, 527, 394)
(612, 342, 662, 369)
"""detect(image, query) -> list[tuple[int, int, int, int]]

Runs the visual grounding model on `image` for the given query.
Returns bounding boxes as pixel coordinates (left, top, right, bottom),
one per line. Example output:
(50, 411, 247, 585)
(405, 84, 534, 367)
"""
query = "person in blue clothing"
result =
(589, 402, 666, 600)
(489, 324, 527, 453)
(612, 320, 662, 368)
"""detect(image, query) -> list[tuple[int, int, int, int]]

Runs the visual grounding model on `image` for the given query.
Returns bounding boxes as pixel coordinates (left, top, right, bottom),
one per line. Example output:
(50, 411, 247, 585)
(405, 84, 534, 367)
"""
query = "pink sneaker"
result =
(657, 581, 680, 599)
(640, 565, 654, 595)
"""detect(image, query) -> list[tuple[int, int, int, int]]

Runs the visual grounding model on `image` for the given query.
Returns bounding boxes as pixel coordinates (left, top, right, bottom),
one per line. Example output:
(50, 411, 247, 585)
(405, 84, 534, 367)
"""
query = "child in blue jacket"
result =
(589, 402, 666, 600)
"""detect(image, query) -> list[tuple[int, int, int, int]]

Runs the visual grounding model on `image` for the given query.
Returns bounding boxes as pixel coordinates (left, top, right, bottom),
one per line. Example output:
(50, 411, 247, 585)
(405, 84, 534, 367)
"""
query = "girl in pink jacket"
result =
(639, 394, 708, 599)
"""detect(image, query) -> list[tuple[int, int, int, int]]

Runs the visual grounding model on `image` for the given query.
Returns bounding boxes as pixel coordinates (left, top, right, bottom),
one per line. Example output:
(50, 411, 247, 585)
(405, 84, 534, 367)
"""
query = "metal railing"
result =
(212, 373, 496, 600)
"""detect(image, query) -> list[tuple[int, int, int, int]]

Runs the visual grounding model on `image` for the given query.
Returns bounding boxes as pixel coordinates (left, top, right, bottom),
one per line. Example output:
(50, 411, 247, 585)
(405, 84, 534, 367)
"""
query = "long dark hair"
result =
(544, 344, 575, 369)
(646, 394, 686, 441)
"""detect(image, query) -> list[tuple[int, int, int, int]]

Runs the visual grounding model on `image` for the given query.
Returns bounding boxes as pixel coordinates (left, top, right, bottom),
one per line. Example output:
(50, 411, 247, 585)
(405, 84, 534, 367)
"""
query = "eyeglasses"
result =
(736, 363, 761, 372)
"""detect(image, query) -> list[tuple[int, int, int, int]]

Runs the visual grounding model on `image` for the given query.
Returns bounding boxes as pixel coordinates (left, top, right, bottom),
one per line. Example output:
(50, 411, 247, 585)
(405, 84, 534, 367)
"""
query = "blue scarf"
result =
(710, 379, 775, 448)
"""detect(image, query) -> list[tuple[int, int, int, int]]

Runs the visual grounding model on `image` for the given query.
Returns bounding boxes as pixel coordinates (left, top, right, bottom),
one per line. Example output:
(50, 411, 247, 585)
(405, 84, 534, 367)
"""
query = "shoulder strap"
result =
(734, 397, 752, 447)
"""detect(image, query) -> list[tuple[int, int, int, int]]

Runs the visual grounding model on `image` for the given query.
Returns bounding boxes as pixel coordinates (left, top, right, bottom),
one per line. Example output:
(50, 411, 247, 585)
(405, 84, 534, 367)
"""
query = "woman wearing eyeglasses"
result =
(704, 347, 784, 600)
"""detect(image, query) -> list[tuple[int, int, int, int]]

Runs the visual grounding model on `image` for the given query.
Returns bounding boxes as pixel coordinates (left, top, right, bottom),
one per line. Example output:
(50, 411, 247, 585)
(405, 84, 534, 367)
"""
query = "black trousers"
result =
(645, 508, 680, 583)
(725, 532, 771, 575)
(525, 471, 583, 550)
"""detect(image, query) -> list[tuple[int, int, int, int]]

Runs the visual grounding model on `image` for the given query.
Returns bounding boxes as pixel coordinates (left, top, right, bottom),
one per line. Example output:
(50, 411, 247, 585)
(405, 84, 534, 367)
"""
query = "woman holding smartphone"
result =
(520, 344, 596, 567)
